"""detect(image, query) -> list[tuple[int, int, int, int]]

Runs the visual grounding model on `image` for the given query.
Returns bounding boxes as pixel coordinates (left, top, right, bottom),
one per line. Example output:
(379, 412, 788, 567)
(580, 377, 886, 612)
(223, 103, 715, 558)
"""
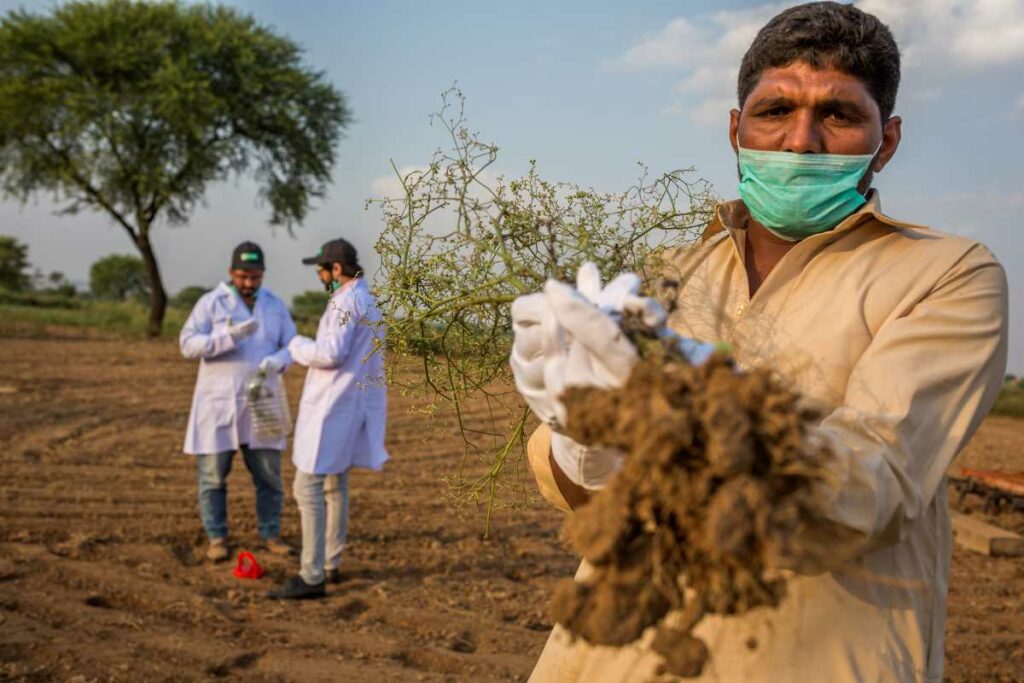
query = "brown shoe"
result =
(206, 538, 229, 562)
(263, 537, 293, 556)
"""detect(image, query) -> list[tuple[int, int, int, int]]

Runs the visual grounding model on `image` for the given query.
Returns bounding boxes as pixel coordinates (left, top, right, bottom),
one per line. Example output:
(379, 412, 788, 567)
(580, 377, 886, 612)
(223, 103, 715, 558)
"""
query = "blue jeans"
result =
(293, 470, 350, 585)
(196, 447, 283, 540)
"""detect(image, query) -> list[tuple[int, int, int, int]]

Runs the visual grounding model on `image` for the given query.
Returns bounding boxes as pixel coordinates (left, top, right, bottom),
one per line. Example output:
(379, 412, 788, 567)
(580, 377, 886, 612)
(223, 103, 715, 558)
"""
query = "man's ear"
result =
(874, 116, 902, 173)
(729, 109, 741, 154)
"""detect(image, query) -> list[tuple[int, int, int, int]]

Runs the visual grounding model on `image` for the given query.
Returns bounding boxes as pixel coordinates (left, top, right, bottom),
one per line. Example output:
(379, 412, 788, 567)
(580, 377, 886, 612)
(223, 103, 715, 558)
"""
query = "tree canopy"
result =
(89, 253, 149, 301)
(0, 0, 351, 335)
(0, 235, 30, 291)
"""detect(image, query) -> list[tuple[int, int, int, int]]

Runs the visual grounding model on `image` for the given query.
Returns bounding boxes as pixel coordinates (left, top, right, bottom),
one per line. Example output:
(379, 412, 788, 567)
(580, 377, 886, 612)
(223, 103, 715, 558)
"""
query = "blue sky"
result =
(2, 0, 1023, 370)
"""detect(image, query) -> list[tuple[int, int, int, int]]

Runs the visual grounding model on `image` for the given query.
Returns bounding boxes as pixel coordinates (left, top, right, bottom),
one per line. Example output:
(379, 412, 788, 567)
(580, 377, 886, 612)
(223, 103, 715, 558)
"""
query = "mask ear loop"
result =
(860, 138, 886, 200)
(868, 137, 885, 172)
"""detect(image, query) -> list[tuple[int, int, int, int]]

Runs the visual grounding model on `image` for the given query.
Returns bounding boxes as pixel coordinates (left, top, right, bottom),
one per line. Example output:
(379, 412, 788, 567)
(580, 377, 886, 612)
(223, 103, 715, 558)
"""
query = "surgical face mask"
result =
(737, 142, 879, 241)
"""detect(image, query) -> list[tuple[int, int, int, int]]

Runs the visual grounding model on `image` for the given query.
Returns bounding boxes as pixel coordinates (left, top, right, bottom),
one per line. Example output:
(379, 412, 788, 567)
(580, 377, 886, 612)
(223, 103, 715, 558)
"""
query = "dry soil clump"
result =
(551, 349, 834, 678)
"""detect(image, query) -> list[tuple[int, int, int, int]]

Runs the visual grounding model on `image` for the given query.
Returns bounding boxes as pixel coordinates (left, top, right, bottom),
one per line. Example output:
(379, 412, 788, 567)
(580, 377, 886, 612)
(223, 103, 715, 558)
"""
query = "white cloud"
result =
(609, 17, 703, 71)
(607, 6, 780, 74)
(689, 97, 736, 127)
(859, 0, 1024, 68)
(613, 0, 1024, 126)
(369, 165, 428, 200)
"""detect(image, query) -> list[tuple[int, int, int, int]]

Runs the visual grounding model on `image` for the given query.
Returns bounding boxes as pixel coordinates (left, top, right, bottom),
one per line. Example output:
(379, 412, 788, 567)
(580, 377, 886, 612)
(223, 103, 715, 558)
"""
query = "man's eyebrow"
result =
(815, 97, 869, 112)
(748, 96, 795, 109)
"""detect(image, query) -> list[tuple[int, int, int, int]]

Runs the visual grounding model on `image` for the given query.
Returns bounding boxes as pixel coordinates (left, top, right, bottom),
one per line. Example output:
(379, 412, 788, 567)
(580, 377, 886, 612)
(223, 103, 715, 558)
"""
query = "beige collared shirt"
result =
(528, 193, 1008, 683)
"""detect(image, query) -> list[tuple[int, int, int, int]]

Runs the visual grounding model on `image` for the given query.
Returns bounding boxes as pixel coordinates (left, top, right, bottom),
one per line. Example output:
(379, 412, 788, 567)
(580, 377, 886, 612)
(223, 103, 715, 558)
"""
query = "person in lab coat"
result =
(269, 238, 388, 600)
(180, 242, 298, 562)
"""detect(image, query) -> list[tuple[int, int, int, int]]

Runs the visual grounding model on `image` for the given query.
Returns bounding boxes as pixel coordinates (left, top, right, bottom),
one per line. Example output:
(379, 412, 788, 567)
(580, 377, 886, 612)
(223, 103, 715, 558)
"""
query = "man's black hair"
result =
(336, 262, 363, 278)
(738, 2, 900, 120)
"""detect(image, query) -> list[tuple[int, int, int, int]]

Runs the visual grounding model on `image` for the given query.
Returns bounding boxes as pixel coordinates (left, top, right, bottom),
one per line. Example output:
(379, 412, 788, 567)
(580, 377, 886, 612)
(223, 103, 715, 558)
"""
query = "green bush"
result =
(991, 382, 1024, 418)
(291, 289, 328, 321)
(90, 254, 149, 302)
(171, 285, 209, 310)
(0, 236, 30, 291)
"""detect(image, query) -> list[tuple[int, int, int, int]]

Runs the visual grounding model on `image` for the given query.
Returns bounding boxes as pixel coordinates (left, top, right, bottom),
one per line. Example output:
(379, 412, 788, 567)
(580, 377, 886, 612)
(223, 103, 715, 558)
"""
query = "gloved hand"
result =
(287, 335, 315, 355)
(259, 356, 285, 374)
(510, 262, 716, 489)
(512, 262, 710, 428)
(228, 318, 259, 343)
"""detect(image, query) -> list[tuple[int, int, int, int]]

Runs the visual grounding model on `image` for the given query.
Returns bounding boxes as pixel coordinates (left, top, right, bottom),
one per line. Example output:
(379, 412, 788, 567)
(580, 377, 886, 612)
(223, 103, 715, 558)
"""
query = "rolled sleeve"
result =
(813, 244, 1008, 554)
(527, 425, 573, 513)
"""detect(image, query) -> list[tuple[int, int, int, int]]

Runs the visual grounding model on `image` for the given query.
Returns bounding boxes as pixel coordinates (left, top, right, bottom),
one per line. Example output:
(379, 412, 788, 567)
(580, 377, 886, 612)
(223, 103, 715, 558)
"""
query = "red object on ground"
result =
(233, 551, 265, 579)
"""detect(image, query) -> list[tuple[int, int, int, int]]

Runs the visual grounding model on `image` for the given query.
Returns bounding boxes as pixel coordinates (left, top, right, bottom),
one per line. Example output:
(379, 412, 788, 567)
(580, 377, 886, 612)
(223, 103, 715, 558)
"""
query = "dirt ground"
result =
(1, 331, 1022, 682)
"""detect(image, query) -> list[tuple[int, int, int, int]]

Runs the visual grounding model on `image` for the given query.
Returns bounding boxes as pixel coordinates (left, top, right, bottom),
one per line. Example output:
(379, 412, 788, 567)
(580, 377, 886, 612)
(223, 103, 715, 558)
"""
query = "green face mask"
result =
(737, 144, 878, 241)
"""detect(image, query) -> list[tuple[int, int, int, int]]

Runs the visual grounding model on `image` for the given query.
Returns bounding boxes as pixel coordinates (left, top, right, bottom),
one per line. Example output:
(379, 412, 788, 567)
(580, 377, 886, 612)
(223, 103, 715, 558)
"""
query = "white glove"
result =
(259, 356, 285, 374)
(551, 432, 624, 490)
(510, 262, 716, 489)
(287, 335, 315, 355)
(228, 318, 259, 343)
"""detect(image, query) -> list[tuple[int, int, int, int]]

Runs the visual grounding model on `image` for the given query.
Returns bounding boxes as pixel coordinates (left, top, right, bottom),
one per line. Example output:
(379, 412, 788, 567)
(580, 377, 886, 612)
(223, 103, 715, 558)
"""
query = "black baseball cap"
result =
(302, 238, 358, 267)
(231, 241, 265, 271)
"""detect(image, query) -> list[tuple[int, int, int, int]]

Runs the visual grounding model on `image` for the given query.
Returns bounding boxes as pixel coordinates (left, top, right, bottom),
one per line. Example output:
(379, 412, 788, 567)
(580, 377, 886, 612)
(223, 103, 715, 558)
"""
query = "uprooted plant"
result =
(370, 87, 717, 532)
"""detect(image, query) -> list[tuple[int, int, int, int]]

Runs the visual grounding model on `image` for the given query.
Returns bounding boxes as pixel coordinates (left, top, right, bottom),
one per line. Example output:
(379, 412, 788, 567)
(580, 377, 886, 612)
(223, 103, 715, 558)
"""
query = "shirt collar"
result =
(215, 281, 234, 299)
(702, 190, 926, 244)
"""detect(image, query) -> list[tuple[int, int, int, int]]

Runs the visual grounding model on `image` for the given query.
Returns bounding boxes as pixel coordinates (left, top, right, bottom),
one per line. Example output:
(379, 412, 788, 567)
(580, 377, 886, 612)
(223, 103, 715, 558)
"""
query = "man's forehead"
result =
(748, 62, 874, 105)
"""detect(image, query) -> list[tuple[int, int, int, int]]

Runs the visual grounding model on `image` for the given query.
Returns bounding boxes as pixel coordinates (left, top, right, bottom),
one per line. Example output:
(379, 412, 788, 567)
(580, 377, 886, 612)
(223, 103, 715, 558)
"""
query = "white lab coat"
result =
(290, 278, 388, 475)
(180, 282, 297, 455)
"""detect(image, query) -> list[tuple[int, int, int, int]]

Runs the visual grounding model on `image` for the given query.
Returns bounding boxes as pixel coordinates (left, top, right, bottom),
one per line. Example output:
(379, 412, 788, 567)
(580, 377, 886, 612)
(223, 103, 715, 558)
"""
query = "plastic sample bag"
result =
(245, 370, 292, 441)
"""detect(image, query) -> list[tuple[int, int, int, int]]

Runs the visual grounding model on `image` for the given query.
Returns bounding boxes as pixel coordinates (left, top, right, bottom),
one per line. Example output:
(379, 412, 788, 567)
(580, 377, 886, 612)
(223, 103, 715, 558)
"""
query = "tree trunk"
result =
(136, 228, 167, 338)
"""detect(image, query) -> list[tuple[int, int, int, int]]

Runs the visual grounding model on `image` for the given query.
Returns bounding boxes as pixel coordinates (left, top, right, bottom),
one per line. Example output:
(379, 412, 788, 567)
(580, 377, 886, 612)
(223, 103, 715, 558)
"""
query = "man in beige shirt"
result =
(511, 3, 1008, 682)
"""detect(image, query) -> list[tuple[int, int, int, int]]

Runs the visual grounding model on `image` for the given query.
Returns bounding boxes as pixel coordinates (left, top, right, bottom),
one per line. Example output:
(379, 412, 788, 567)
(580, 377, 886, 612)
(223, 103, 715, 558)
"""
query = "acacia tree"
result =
(371, 89, 717, 531)
(0, 0, 350, 336)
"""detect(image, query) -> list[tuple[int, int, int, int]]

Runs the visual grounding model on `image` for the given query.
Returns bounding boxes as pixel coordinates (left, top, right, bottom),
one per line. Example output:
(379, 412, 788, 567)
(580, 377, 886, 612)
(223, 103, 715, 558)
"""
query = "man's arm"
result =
(289, 302, 359, 369)
(526, 424, 591, 511)
(812, 243, 1007, 556)
(179, 296, 238, 360)
(265, 301, 298, 370)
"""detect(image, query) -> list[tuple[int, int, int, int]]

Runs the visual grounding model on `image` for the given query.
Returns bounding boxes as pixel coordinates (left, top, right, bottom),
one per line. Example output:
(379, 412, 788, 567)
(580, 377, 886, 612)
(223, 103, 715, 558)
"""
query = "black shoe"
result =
(268, 575, 325, 600)
(325, 568, 344, 584)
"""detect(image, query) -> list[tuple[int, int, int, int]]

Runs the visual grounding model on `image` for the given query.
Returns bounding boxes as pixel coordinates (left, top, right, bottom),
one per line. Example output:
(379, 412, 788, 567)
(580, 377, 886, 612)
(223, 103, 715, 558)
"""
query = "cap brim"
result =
(302, 256, 327, 265)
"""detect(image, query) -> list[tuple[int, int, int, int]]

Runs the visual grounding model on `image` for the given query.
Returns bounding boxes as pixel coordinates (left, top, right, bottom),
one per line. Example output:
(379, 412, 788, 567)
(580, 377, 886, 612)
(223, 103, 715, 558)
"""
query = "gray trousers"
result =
(292, 470, 350, 585)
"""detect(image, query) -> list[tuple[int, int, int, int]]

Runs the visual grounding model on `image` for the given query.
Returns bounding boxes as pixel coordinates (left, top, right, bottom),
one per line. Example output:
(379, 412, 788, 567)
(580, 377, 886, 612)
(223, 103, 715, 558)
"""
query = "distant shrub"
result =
(0, 288, 78, 308)
(991, 383, 1024, 418)
(90, 255, 149, 302)
(171, 285, 209, 310)
(291, 289, 328, 322)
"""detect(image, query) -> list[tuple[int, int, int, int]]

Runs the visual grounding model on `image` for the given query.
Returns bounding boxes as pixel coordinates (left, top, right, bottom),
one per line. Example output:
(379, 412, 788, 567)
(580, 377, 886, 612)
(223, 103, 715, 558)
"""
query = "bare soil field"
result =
(1, 331, 1022, 682)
